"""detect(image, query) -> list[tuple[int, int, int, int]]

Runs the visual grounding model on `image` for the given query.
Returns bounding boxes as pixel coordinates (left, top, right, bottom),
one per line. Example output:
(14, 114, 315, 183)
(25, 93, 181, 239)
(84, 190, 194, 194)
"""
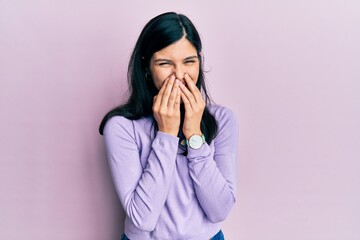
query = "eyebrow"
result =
(153, 55, 198, 62)
(184, 56, 198, 61)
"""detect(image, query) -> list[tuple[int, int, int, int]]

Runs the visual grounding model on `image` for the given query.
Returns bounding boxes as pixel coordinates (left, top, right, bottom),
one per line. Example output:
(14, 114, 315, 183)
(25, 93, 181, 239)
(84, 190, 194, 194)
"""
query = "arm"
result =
(103, 75, 181, 231)
(103, 117, 179, 231)
(187, 108, 239, 222)
(179, 74, 239, 222)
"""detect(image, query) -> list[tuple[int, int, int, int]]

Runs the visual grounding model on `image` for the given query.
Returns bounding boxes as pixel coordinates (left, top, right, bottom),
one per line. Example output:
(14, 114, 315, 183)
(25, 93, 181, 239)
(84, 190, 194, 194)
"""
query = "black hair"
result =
(99, 12, 217, 142)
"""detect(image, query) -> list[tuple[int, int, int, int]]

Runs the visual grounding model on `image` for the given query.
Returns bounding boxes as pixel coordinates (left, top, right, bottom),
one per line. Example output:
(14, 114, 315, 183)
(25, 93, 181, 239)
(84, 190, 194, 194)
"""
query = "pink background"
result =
(1, 1, 359, 239)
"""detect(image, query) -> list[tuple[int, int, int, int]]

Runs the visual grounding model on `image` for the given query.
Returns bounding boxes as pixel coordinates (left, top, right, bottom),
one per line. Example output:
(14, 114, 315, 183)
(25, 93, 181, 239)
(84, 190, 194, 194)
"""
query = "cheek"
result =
(151, 69, 172, 90)
(186, 67, 200, 83)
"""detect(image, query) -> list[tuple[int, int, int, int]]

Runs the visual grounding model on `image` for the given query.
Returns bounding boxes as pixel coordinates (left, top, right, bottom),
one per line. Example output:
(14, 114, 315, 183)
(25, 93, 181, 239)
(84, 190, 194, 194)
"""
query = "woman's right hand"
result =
(152, 75, 181, 137)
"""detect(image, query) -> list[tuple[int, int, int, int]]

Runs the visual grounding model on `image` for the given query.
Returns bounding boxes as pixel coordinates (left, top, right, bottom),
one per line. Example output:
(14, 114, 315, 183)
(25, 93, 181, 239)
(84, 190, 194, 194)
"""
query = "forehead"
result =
(152, 37, 197, 60)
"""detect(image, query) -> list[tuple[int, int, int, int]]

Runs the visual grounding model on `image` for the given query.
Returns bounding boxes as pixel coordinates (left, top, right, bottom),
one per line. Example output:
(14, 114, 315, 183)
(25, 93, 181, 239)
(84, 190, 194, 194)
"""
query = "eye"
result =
(184, 60, 196, 65)
(158, 62, 171, 66)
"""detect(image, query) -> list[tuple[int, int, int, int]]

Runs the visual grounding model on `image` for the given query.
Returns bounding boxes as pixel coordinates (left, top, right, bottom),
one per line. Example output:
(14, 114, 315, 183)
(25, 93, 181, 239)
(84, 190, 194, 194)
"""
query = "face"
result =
(149, 37, 200, 90)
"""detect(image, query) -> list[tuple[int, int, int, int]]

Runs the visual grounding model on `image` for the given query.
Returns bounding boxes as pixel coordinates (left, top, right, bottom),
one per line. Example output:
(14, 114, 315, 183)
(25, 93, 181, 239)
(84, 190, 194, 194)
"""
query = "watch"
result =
(186, 134, 206, 150)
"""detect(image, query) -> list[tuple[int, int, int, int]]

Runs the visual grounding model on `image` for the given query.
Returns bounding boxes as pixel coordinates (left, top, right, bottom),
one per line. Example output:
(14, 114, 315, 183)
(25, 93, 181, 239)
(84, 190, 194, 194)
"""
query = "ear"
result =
(145, 69, 151, 81)
(198, 52, 204, 62)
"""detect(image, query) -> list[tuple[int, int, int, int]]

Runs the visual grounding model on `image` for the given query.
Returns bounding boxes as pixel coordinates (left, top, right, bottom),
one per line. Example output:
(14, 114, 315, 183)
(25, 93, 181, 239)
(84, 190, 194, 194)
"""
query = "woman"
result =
(99, 12, 239, 240)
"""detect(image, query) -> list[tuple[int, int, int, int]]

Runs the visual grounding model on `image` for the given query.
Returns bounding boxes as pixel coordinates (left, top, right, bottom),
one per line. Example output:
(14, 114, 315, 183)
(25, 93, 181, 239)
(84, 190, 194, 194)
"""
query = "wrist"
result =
(158, 128, 178, 137)
(186, 133, 206, 150)
(183, 128, 202, 140)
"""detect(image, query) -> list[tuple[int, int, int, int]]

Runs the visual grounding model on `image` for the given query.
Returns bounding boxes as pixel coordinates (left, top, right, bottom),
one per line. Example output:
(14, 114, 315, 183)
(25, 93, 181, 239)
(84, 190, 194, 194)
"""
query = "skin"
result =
(150, 37, 205, 140)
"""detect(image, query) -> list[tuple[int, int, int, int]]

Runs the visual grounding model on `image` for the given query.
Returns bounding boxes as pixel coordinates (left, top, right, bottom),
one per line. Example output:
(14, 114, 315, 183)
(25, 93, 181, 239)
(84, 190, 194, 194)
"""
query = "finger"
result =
(160, 75, 175, 107)
(153, 79, 168, 110)
(179, 81, 196, 106)
(154, 76, 171, 109)
(180, 89, 192, 112)
(168, 79, 180, 108)
(153, 95, 161, 112)
(175, 87, 181, 109)
(184, 73, 202, 102)
(157, 76, 170, 97)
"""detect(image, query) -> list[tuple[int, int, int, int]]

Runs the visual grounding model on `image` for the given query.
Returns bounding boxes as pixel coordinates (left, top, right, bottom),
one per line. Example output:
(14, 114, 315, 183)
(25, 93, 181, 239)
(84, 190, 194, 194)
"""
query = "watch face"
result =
(189, 135, 203, 149)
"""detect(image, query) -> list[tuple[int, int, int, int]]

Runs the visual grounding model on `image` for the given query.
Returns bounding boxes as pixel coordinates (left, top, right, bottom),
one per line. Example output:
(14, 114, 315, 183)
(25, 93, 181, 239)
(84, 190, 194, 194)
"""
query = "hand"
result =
(179, 73, 205, 139)
(153, 75, 181, 136)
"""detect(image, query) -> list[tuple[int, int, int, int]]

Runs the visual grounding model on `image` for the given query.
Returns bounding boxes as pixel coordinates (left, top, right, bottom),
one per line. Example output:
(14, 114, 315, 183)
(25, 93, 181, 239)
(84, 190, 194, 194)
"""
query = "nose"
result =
(173, 65, 184, 80)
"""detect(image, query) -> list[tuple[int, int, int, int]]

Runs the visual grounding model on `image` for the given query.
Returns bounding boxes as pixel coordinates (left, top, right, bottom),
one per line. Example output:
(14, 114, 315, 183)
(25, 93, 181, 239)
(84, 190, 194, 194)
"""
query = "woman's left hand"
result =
(179, 73, 206, 139)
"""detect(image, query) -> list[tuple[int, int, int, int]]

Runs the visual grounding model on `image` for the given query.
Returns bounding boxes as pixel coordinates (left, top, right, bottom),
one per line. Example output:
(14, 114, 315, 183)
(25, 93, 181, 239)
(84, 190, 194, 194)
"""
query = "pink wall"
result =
(1, 1, 359, 239)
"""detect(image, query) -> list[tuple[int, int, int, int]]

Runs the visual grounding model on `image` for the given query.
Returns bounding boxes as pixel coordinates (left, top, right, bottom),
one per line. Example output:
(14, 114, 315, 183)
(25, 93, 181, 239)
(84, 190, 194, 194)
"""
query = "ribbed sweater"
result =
(103, 104, 239, 240)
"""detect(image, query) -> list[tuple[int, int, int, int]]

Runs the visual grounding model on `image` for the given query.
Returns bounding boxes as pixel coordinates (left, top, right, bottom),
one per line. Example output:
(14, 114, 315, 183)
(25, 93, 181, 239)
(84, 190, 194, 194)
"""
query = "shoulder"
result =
(102, 116, 135, 141)
(104, 115, 133, 132)
(103, 115, 154, 139)
(207, 104, 239, 142)
(207, 104, 238, 125)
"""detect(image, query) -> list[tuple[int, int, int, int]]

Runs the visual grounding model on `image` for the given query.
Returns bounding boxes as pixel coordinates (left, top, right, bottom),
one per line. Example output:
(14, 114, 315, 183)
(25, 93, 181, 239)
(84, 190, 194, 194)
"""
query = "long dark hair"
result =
(99, 12, 217, 142)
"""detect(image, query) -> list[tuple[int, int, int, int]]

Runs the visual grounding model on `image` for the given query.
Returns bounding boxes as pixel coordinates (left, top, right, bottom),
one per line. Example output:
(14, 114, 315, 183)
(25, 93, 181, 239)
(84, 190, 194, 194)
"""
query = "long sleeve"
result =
(103, 116, 179, 231)
(187, 107, 239, 222)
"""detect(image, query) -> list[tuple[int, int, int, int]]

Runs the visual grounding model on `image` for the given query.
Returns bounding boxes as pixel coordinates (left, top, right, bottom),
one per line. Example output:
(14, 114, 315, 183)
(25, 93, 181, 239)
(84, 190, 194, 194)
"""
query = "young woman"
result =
(99, 12, 239, 240)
